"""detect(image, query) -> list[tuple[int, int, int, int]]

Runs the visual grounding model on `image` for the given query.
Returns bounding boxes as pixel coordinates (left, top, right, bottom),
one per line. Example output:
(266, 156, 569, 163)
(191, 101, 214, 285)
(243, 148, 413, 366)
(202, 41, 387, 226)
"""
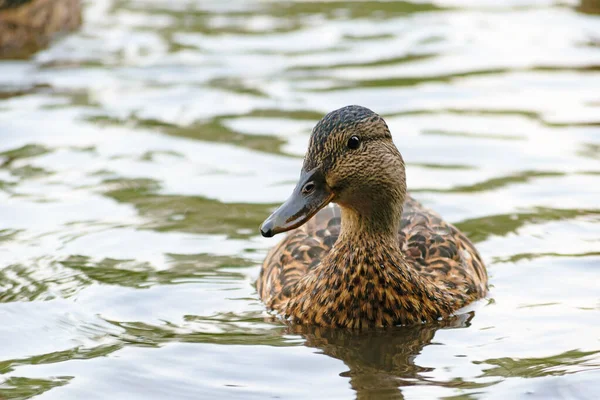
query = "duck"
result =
(0, 0, 81, 59)
(257, 105, 487, 329)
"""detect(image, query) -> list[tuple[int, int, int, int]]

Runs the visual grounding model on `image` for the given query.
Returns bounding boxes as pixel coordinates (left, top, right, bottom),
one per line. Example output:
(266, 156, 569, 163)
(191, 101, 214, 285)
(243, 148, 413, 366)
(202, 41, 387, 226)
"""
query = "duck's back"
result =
(257, 194, 487, 313)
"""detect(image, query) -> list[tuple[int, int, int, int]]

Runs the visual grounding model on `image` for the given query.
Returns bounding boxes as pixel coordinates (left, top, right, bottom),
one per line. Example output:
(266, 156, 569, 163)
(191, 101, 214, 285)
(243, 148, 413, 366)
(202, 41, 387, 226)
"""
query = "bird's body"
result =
(0, 0, 81, 58)
(258, 106, 487, 328)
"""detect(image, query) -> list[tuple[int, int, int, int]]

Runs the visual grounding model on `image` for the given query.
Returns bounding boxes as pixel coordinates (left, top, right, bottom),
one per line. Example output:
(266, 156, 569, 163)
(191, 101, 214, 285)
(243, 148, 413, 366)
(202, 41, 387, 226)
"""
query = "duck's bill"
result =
(260, 169, 333, 237)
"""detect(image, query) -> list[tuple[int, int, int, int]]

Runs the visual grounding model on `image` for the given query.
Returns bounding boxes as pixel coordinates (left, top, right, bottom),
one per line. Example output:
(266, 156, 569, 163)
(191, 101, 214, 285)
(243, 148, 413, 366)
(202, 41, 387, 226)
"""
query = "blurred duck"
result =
(0, 0, 81, 58)
(258, 105, 487, 329)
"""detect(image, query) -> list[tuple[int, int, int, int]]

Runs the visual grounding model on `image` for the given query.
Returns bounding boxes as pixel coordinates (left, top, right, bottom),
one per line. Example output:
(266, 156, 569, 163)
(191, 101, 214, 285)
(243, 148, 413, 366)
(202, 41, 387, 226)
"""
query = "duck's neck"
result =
(337, 199, 403, 244)
(331, 202, 406, 275)
(289, 202, 456, 328)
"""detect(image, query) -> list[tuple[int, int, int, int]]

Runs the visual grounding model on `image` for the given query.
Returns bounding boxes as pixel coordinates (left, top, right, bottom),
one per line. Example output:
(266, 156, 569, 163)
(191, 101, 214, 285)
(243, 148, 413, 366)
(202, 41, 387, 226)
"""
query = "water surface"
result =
(0, 0, 599, 399)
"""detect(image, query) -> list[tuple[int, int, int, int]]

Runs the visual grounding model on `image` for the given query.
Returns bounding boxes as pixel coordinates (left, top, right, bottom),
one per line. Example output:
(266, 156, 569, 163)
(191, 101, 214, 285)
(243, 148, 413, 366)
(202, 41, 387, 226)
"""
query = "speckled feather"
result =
(257, 105, 487, 328)
(258, 198, 487, 328)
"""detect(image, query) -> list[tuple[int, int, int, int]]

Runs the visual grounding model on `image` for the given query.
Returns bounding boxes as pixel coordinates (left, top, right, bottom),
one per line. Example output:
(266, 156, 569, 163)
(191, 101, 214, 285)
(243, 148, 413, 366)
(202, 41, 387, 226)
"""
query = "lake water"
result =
(1, 0, 599, 399)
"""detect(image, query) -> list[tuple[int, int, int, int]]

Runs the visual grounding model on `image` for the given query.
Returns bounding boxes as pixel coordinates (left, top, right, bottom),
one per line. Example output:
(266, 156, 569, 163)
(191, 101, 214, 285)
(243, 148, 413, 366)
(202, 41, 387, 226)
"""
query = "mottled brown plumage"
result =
(258, 105, 487, 329)
(0, 0, 81, 59)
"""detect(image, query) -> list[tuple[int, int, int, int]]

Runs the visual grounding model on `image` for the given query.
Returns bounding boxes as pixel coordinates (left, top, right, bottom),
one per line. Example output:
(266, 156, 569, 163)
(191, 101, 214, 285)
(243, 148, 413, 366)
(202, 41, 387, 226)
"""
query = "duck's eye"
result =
(347, 136, 360, 150)
(302, 182, 315, 195)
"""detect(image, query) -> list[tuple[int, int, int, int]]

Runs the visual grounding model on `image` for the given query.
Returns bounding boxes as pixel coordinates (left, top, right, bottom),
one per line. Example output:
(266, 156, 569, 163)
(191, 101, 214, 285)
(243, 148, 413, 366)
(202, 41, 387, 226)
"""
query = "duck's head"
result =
(261, 105, 407, 238)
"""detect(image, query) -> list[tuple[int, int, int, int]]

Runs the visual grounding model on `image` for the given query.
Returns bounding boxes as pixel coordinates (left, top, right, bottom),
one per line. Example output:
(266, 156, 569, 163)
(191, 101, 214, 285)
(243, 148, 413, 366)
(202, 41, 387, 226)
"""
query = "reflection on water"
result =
(0, 0, 599, 399)
(292, 315, 476, 400)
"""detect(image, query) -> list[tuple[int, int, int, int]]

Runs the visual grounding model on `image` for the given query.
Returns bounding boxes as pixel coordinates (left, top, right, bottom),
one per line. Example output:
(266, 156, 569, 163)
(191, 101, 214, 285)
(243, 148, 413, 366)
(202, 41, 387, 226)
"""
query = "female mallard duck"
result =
(257, 105, 487, 329)
(0, 0, 81, 58)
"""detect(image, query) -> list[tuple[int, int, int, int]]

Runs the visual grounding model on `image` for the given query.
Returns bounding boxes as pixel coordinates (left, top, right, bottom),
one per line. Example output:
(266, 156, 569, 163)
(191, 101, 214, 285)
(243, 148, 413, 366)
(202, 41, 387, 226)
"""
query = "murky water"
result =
(1, 0, 599, 399)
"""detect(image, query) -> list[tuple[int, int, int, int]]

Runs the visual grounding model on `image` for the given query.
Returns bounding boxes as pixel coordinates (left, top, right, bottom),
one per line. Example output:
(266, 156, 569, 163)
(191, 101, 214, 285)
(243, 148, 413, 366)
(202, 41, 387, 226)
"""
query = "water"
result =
(0, 0, 599, 399)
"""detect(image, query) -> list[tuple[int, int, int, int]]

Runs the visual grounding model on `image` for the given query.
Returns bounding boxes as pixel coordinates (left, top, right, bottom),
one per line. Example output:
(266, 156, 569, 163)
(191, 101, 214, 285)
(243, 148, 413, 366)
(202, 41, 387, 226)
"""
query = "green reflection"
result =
(0, 84, 53, 101)
(422, 129, 525, 141)
(288, 53, 437, 71)
(206, 77, 268, 97)
(0, 144, 54, 187)
(123, 1, 445, 32)
(105, 315, 288, 348)
(0, 253, 254, 303)
(307, 68, 510, 91)
(579, 143, 600, 160)
(160, 120, 287, 155)
(477, 349, 600, 378)
(59, 253, 252, 289)
(414, 171, 565, 194)
(408, 162, 475, 170)
(88, 116, 288, 155)
(0, 344, 122, 375)
(0, 376, 71, 400)
(302, 66, 600, 93)
(0, 265, 50, 302)
(9, 165, 52, 179)
(456, 208, 600, 243)
(499, 251, 600, 264)
(0, 229, 20, 242)
(0, 346, 121, 399)
(0, 263, 90, 303)
(103, 177, 275, 238)
(261, 1, 445, 19)
(0, 144, 50, 165)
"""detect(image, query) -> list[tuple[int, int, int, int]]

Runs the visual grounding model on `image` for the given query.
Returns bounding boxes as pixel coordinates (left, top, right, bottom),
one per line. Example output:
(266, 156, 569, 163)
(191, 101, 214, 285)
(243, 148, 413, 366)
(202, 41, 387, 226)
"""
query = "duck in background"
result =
(258, 105, 487, 329)
(0, 0, 81, 58)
